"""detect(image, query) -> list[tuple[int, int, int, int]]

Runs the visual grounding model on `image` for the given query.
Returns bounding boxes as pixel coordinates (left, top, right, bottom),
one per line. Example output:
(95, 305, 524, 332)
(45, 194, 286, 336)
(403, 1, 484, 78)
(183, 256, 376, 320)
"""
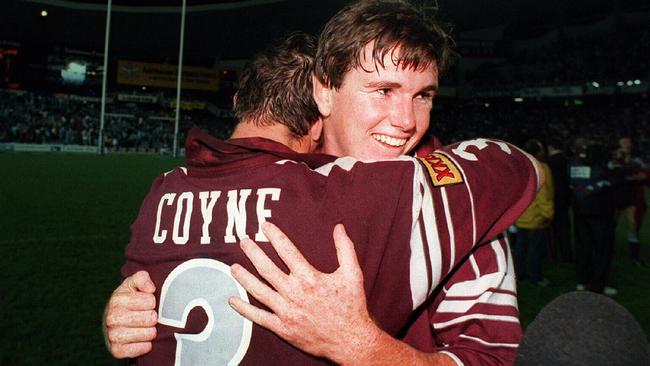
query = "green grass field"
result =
(1, 152, 648, 365)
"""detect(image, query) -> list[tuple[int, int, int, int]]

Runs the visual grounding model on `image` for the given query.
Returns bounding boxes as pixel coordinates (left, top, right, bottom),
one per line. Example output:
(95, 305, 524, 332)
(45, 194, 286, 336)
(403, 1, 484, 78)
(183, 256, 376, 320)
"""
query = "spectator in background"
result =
(547, 135, 572, 262)
(614, 136, 648, 267)
(515, 139, 554, 286)
(570, 139, 619, 295)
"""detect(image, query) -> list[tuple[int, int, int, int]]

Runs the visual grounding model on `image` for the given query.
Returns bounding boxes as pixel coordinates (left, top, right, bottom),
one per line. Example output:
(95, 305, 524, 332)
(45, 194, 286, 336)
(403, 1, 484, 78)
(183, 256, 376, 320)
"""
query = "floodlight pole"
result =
(173, 0, 187, 158)
(98, 0, 112, 155)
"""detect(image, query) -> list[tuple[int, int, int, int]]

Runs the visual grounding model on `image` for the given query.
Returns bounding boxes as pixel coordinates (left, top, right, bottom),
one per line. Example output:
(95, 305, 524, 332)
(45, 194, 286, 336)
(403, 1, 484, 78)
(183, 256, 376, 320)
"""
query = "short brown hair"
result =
(315, 0, 452, 89)
(234, 32, 320, 137)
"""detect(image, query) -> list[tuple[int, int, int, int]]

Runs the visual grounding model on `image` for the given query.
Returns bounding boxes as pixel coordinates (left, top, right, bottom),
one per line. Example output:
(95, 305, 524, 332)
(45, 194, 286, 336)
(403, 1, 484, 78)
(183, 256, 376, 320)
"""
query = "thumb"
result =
(333, 224, 362, 275)
(125, 270, 156, 293)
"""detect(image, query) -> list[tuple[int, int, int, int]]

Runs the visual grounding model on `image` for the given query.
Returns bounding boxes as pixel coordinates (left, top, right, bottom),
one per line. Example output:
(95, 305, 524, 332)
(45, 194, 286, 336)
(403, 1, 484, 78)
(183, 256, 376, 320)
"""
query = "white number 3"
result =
(159, 259, 252, 366)
(451, 138, 512, 161)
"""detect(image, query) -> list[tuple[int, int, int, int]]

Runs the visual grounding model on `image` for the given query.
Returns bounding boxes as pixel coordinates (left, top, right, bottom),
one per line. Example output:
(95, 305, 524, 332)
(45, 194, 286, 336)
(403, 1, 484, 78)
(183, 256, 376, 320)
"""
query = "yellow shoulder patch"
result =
(417, 153, 464, 186)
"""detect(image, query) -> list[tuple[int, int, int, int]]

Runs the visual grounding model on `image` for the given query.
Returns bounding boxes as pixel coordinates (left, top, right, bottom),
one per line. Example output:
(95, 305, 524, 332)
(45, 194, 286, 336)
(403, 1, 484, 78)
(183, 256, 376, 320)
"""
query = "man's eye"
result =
(376, 89, 390, 96)
(416, 92, 434, 100)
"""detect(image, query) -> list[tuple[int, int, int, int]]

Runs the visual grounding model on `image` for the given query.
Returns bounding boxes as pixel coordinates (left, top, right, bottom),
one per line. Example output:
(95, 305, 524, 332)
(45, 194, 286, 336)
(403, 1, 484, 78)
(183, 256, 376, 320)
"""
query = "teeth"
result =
(373, 134, 406, 147)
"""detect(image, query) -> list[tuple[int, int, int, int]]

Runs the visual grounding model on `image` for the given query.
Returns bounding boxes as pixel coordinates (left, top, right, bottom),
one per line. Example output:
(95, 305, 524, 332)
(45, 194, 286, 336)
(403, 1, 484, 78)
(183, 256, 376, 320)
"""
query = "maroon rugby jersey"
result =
(402, 235, 522, 366)
(122, 128, 538, 365)
(403, 139, 541, 365)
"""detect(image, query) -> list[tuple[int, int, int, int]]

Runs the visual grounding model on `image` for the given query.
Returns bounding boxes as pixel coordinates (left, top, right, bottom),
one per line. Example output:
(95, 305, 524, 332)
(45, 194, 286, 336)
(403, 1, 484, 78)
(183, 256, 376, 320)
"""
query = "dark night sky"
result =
(2, 0, 648, 62)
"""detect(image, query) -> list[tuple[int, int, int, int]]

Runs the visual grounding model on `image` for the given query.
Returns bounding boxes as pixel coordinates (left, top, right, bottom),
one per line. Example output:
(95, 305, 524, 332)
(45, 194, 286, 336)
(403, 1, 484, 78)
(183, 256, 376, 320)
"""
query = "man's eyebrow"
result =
(364, 81, 439, 93)
(419, 84, 439, 93)
(364, 81, 402, 89)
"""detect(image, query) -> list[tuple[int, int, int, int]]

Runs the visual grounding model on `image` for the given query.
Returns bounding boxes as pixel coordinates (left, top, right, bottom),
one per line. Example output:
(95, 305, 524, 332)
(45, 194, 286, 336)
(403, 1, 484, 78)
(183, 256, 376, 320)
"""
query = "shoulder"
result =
(434, 138, 540, 188)
(312, 155, 420, 175)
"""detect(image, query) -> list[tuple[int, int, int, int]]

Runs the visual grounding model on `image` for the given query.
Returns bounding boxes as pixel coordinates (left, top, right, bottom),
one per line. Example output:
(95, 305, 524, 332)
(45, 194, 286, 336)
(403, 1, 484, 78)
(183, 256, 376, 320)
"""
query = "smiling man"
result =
(314, 41, 437, 160)
(103, 1, 538, 365)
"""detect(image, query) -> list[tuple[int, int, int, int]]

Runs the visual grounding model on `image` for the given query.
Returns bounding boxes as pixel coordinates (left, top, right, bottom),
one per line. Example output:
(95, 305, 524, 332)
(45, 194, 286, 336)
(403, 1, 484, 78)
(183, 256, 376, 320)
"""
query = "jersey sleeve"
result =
(414, 138, 539, 276)
(429, 235, 521, 366)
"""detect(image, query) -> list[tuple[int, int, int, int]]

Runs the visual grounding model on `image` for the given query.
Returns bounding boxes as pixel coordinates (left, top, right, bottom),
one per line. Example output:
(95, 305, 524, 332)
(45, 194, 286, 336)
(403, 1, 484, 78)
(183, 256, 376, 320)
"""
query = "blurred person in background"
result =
(612, 136, 648, 267)
(570, 138, 620, 295)
(515, 139, 554, 286)
(546, 135, 572, 262)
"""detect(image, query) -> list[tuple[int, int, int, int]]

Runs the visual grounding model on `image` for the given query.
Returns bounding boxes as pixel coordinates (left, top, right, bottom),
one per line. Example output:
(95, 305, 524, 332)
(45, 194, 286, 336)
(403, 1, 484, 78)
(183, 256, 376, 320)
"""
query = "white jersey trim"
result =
(491, 239, 507, 273)
(440, 186, 456, 271)
(274, 159, 297, 165)
(505, 236, 516, 276)
(439, 351, 465, 366)
(446, 272, 517, 297)
(409, 220, 429, 309)
(433, 314, 520, 330)
(409, 159, 434, 308)
(313, 156, 359, 175)
(469, 255, 480, 279)
(421, 169, 442, 296)
(436, 150, 477, 246)
(458, 334, 519, 348)
(437, 291, 518, 313)
(163, 166, 187, 177)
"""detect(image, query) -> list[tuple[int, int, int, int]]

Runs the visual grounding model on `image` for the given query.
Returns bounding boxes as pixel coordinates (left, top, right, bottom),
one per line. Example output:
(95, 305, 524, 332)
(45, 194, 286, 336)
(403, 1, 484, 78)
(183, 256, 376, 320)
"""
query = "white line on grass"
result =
(0, 234, 119, 245)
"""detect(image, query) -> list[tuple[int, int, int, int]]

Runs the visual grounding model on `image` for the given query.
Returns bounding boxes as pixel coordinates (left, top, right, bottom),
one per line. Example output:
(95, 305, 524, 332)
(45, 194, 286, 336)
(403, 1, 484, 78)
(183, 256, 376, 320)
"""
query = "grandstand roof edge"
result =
(23, 0, 289, 13)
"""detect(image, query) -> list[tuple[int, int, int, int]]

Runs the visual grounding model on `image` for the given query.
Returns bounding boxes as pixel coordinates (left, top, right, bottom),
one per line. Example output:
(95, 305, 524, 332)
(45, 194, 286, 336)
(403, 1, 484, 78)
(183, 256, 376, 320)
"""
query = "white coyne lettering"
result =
(153, 193, 176, 244)
(199, 191, 221, 244)
(172, 192, 193, 245)
(255, 188, 281, 241)
(224, 189, 252, 244)
(152, 188, 280, 245)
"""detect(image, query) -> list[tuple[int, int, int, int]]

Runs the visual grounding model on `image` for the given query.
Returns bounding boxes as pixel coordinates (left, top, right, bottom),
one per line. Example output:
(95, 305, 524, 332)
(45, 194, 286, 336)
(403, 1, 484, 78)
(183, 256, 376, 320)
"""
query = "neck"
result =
(231, 120, 312, 153)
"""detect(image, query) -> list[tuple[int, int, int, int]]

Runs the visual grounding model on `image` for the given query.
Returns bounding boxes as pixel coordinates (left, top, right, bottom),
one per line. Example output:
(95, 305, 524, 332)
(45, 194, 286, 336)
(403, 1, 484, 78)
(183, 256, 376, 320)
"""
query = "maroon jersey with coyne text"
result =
(122, 128, 538, 365)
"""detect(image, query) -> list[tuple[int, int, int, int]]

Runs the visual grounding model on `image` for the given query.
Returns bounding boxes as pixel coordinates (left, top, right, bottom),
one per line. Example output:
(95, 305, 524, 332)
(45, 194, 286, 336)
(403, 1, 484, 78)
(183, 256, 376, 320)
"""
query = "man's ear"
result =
(308, 117, 323, 144)
(312, 74, 332, 117)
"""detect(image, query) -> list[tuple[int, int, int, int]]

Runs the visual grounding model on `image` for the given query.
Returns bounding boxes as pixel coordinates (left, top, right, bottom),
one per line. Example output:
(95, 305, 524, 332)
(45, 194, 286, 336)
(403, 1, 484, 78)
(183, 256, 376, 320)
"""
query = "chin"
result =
(359, 143, 406, 160)
(373, 150, 403, 160)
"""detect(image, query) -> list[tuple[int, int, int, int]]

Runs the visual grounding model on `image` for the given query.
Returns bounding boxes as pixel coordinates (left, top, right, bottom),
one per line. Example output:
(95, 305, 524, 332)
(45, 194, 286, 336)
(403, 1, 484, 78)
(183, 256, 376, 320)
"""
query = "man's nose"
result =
(390, 98, 416, 131)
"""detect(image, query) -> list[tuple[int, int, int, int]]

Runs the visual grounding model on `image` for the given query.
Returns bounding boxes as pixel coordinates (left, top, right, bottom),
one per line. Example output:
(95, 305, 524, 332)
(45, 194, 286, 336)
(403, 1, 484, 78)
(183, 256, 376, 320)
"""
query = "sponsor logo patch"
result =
(418, 153, 464, 186)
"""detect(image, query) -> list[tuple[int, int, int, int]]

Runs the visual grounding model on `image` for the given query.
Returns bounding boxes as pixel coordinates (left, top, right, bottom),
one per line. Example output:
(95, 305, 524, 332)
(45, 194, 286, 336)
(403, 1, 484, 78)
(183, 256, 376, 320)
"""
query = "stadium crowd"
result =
(434, 97, 650, 162)
(3, 87, 648, 160)
(0, 89, 233, 151)
(467, 25, 650, 88)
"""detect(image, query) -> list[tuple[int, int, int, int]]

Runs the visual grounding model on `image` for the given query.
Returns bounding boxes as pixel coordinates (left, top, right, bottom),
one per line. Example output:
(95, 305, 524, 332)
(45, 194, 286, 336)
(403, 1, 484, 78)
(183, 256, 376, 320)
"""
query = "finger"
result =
(231, 264, 289, 313)
(262, 221, 315, 274)
(107, 326, 157, 346)
(126, 271, 156, 293)
(239, 238, 292, 294)
(109, 291, 157, 312)
(228, 297, 285, 337)
(105, 309, 157, 328)
(111, 342, 153, 359)
(333, 224, 362, 275)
